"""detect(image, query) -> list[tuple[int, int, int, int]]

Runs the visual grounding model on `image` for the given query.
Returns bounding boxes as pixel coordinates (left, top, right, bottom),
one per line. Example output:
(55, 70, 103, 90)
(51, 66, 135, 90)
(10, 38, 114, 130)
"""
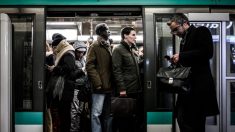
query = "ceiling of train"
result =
(46, 16, 143, 44)
(46, 7, 143, 44)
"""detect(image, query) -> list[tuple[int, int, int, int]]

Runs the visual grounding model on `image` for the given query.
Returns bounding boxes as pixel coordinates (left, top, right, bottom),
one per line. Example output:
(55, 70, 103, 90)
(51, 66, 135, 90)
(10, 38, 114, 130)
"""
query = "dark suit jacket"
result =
(177, 25, 219, 116)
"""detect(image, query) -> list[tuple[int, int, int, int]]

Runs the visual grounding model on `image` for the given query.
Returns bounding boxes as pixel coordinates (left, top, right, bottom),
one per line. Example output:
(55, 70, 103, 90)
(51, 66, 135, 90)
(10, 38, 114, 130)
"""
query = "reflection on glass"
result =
(226, 21, 235, 74)
(9, 14, 33, 111)
(155, 15, 174, 111)
(231, 82, 235, 125)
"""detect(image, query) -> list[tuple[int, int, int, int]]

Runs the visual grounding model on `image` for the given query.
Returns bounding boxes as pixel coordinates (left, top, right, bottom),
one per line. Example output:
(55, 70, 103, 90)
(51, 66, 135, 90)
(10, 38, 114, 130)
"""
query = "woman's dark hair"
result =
(121, 27, 135, 40)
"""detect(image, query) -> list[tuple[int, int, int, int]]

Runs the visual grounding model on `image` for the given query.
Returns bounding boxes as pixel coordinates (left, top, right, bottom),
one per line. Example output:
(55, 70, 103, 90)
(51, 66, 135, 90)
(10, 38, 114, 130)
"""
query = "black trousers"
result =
(176, 104, 206, 132)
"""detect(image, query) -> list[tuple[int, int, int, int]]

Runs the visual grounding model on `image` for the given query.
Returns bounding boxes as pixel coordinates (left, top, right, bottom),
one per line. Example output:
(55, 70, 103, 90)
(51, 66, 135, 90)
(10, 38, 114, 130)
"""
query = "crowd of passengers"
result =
(45, 23, 144, 132)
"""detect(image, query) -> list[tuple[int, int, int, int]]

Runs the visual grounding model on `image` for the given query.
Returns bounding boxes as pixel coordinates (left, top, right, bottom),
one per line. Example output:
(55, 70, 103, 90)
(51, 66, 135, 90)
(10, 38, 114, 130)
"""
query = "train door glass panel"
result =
(226, 21, 235, 75)
(9, 14, 34, 111)
(228, 81, 235, 127)
(226, 16, 235, 132)
(154, 14, 174, 111)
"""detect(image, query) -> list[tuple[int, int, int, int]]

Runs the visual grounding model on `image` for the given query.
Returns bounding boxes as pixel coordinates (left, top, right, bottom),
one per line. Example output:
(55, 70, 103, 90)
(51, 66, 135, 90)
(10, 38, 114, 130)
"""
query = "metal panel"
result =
(143, 7, 158, 111)
(31, 8, 45, 111)
(188, 13, 229, 21)
(0, 13, 12, 132)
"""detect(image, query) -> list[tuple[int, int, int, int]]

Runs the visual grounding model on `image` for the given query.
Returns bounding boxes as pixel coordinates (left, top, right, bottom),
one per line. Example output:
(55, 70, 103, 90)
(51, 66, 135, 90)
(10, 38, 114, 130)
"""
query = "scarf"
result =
(97, 36, 112, 55)
(54, 40, 75, 66)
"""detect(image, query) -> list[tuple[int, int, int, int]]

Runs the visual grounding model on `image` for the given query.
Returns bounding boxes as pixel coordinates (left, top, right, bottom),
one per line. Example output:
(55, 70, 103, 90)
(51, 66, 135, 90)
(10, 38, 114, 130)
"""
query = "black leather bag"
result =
(111, 97, 136, 117)
(157, 64, 191, 93)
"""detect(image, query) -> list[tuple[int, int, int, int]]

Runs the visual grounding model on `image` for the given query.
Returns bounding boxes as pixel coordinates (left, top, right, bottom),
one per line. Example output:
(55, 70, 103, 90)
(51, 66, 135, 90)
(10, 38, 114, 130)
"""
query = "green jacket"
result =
(86, 38, 113, 93)
(112, 41, 142, 94)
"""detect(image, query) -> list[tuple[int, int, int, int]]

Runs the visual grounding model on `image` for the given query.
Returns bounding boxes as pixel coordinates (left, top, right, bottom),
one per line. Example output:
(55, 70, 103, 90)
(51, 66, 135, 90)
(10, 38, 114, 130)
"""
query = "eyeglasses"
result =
(170, 25, 181, 34)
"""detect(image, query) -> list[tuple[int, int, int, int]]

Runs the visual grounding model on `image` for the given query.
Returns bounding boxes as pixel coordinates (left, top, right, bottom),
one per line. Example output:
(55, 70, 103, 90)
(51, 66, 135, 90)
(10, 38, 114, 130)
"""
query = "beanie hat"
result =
(73, 41, 87, 52)
(52, 33, 66, 46)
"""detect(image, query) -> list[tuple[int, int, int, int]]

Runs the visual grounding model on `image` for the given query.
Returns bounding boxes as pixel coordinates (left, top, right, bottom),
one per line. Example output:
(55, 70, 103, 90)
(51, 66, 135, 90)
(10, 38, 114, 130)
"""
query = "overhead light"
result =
(47, 22, 76, 25)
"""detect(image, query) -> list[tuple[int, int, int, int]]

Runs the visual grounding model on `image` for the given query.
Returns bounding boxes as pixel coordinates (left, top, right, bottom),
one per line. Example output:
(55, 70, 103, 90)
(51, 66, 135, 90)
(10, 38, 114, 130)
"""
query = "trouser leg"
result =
(177, 105, 206, 132)
(70, 89, 81, 132)
(91, 94, 105, 132)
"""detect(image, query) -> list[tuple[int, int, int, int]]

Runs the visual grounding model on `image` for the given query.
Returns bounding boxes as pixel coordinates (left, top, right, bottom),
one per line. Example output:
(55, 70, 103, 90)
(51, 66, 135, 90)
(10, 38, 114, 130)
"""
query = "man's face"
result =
(100, 26, 110, 40)
(169, 21, 185, 38)
(75, 50, 85, 59)
(124, 30, 136, 44)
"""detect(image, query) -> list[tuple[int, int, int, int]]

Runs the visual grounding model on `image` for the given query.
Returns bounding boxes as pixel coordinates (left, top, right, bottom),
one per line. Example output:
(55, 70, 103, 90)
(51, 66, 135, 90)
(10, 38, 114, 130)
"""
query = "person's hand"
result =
(96, 86, 102, 90)
(47, 65, 55, 72)
(119, 90, 127, 97)
(172, 54, 179, 63)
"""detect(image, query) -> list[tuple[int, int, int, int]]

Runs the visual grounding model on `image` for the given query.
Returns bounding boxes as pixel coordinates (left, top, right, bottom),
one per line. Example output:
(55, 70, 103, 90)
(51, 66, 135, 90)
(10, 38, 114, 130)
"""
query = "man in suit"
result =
(167, 14, 219, 132)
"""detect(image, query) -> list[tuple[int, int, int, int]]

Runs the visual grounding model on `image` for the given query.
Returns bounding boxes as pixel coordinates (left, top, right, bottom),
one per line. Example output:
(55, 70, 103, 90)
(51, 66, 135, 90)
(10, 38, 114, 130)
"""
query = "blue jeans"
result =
(91, 93, 112, 132)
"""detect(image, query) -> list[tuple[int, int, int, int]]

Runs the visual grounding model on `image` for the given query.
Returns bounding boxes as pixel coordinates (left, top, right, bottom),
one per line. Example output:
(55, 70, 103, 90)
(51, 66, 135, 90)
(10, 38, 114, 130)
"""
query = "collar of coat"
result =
(97, 36, 112, 55)
(120, 40, 137, 52)
(97, 36, 111, 47)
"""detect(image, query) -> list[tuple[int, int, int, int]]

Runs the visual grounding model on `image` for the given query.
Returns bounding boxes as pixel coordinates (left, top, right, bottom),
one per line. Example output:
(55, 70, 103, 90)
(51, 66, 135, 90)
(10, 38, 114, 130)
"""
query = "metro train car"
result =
(0, 1, 235, 132)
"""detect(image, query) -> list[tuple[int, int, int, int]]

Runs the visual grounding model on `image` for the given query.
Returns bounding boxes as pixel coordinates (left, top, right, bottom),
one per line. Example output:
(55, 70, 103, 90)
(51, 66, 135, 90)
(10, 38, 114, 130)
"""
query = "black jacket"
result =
(52, 51, 76, 102)
(177, 25, 219, 116)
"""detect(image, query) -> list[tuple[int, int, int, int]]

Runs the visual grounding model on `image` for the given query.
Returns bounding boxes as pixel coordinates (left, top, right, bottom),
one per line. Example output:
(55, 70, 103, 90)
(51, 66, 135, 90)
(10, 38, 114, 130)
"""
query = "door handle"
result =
(37, 81, 43, 90)
(147, 81, 151, 89)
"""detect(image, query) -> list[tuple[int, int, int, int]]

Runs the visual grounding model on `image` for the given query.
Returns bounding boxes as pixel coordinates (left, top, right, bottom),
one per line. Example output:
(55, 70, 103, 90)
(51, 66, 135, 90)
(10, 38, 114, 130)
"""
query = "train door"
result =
(223, 14, 235, 132)
(143, 8, 230, 132)
(0, 8, 45, 132)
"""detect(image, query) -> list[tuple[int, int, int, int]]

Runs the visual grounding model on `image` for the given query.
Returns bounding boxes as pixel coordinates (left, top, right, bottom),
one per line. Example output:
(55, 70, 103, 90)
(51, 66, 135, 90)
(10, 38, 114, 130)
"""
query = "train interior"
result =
(0, 7, 235, 132)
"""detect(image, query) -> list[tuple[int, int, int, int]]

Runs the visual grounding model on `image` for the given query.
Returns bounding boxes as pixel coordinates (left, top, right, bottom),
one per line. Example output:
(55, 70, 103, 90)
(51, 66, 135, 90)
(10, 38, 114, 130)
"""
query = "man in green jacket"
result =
(86, 23, 113, 132)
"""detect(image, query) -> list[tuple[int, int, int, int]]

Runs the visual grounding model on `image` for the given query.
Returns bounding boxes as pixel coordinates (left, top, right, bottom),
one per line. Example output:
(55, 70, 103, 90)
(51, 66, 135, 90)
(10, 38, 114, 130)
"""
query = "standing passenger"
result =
(45, 41, 54, 132)
(71, 40, 91, 132)
(112, 27, 143, 132)
(47, 33, 76, 132)
(167, 14, 219, 132)
(86, 23, 113, 132)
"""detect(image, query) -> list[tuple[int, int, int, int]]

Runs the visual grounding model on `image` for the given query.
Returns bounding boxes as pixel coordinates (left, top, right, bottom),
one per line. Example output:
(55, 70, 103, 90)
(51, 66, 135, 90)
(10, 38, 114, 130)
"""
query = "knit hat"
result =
(52, 33, 66, 46)
(73, 41, 87, 52)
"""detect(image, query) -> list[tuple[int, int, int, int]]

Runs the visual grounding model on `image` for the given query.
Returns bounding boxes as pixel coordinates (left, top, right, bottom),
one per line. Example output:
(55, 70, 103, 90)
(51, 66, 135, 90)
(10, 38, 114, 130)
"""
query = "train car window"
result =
(230, 82, 235, 125)
(9, 14, 34, 111)
(155, 14, 174, 111)
(226, 19, 235, 75)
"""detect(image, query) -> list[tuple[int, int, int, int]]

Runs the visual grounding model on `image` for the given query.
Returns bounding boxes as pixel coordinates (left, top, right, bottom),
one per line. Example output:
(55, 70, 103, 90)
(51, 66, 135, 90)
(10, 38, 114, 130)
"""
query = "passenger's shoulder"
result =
(112, 44, 123, 51)
(90, 41, 98, 46)
(195, 26, 211, 35)
(196, 26, 210, 32)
